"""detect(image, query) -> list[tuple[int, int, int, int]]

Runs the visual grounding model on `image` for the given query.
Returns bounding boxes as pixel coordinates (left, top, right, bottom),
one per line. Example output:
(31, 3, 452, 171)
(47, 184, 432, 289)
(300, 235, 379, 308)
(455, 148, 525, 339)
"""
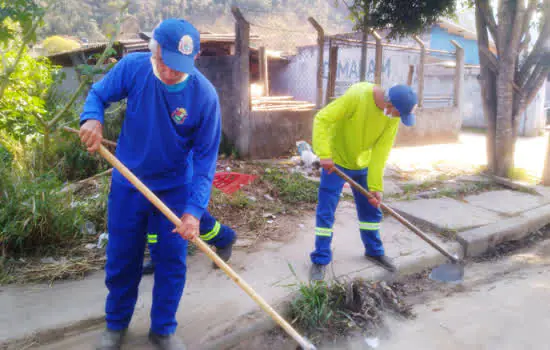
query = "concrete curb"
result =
(0, 247, 461, 350)
(458, 203, 550, 257)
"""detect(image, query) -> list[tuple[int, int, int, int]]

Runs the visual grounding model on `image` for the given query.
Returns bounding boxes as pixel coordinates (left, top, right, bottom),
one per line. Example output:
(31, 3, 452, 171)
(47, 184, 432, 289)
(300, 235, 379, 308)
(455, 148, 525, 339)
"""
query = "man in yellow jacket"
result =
(310, 82, 418, 281)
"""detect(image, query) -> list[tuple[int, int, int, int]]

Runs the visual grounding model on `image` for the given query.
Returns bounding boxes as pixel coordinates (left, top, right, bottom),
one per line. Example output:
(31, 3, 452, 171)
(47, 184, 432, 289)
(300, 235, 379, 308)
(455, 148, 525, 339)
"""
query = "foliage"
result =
(344, 0, 457, 37)
(0, 1, 127, 262)
(0, 171, 84, 256)
(53, 136, 110, 182)
(42, 35, 81, 54)
(0, 0, 44, 44)
(38, 0, 353, 52)
(289, 280, 335, 334)
(262, 169, 319, 204)
(0, 142, 12, 166)
(74, 178, 110, 233)
(0, 48, 58, 141)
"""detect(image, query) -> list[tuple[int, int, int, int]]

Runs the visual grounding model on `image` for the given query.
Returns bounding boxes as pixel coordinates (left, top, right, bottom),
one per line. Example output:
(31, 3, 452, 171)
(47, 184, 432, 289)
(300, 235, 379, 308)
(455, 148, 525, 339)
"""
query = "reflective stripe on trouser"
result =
(147, 233, 158, 244)
(310, 165, 384, 266)
(198, 211, 236, 248)
(200, 221, 220, 241)
(147, 210, 236, 254)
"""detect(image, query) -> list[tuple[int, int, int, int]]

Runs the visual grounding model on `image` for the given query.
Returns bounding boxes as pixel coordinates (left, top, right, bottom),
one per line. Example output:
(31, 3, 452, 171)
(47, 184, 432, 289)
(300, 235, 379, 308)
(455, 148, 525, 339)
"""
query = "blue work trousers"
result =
(310, 165, 384, 265)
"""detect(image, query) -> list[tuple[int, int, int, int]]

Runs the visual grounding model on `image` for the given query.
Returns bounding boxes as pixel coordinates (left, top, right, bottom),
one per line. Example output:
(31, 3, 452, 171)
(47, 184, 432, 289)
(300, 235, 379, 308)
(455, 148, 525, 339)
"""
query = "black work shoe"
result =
(96, 328, 126, 350)
(148, 330, 187, 350)
(365, 254, 397, 272)
(143, 259, 155, 275)
(309, 263, 326, 281)
(212, 236, 237, 269)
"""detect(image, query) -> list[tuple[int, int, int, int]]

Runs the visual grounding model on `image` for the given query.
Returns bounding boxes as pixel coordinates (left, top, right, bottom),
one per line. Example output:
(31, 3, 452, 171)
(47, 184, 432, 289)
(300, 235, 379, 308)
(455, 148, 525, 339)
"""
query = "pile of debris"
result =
(289, 278, 415, 345)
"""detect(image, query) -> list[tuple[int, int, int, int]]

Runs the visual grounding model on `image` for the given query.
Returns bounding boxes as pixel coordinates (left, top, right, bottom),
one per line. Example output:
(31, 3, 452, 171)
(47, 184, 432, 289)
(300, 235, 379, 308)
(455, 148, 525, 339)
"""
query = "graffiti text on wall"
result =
(323, 58, 391, 82)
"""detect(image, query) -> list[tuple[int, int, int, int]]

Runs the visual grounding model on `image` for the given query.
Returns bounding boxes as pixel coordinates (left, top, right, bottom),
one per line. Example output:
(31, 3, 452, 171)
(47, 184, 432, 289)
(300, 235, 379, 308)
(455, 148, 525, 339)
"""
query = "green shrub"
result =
(53, 136, 109, 182)
(0, 171, 84, 256)
(76, 178, 109, 233)
(0, 143, 12, 173)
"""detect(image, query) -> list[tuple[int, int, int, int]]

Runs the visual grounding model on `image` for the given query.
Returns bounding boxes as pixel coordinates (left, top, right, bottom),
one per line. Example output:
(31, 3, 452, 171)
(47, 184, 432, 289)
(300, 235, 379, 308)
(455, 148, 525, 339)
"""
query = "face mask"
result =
(150, 56, 188, 85)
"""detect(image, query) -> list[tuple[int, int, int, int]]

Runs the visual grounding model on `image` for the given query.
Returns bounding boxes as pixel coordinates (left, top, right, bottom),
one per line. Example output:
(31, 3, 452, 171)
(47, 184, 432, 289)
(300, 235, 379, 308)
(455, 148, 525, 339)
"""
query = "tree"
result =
(344, 0, 457, 37)
(345, 0, 550, 180)
(475, 0, 550, 178)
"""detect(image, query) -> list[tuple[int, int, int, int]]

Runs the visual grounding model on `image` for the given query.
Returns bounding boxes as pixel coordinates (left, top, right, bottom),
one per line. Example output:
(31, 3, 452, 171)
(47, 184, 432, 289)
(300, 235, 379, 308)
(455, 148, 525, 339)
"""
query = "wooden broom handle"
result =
(63, 132, 315, 349)
(62, 126, 118, 148)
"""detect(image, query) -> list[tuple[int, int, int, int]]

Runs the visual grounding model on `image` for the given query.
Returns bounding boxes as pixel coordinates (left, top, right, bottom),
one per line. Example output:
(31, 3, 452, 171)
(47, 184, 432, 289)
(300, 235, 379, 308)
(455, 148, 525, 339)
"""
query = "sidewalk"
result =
(0, 201, 460, 350)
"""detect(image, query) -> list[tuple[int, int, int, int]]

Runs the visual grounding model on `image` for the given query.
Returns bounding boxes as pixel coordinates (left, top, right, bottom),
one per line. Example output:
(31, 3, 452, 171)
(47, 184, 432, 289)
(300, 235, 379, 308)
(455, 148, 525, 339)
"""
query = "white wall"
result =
(270, 43, 423, 105)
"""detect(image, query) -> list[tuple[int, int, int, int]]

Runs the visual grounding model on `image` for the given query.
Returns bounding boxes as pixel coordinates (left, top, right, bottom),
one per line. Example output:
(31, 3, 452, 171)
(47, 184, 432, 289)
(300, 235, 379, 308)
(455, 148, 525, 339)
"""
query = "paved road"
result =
(341, 239, 550, 350)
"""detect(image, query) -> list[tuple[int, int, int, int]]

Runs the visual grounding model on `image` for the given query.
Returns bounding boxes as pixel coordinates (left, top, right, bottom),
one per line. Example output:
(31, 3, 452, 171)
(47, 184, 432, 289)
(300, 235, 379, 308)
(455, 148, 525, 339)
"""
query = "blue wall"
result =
(429, 25, 480, 65)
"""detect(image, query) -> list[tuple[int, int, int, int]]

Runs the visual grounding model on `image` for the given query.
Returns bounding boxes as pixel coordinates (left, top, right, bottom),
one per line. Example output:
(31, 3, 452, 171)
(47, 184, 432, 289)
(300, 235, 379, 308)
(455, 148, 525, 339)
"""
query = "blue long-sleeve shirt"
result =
(80, 52, 221, 220)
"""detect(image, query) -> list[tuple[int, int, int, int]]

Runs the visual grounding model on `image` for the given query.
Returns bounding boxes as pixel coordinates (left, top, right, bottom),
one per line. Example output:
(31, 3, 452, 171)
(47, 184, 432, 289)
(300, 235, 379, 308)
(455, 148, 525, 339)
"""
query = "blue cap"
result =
(152, 19, 200, 74)
(388, 85, 418, 127)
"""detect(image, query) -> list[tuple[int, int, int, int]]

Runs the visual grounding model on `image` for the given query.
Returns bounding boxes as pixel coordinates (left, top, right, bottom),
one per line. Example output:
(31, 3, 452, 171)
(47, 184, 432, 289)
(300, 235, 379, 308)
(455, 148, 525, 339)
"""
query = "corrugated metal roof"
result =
(139, 31, 259, 43)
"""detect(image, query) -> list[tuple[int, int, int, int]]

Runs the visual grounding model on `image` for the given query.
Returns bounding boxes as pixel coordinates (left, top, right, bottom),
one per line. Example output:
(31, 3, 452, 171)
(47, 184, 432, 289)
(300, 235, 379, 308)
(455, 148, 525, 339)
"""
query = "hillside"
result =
(39, 0, 354, 52)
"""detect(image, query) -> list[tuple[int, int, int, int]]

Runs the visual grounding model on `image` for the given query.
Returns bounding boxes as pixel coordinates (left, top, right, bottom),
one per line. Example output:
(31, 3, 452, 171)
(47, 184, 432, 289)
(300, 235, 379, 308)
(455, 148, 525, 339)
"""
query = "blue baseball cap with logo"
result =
(386, 85, 418, 127)
(152, 18, 200, 74)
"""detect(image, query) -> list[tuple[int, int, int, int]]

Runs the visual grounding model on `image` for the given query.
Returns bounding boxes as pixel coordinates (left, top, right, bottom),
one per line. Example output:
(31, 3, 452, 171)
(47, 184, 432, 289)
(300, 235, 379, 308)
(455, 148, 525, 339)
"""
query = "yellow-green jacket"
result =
(312, 82, 399, 193)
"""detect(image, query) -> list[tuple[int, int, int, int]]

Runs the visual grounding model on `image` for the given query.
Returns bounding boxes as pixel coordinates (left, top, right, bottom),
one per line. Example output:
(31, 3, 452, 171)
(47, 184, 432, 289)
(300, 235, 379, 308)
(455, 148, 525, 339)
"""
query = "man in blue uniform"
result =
(79, 19, 234, 350)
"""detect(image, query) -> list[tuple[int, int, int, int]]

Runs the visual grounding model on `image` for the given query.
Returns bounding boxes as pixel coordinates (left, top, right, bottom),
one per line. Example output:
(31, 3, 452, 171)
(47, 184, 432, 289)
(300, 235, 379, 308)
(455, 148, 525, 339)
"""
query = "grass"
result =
(53, 136, 110, 182)
(397, 177, 501, 201)
(262, 169, 319, 204)
(286, 272, 414, 344)
(507, 167, 538, 184)
(400, 180, 439, 195)
(0, 171, 86, 257)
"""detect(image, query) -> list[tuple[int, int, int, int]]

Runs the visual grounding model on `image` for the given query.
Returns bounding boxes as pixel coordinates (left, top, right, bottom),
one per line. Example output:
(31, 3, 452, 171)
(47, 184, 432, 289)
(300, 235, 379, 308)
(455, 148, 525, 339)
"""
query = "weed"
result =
(508, 167, 537, 184)
(73, 178, 110, 233)
(53, 136, 110, 182)
(286, 271, 414, 343)
(262, 169, 319, 204)
(0, 171, 85, 257)
(290, 281, 334, 333)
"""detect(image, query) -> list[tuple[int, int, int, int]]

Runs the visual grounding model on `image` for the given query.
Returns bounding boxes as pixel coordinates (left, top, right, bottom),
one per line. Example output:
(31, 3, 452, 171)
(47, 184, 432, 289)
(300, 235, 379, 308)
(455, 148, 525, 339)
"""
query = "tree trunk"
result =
(475, 3, 498, 173)
(493, 0, 525, 178)
(494, 65, 516, 177)
(477, 0, 525, 178)
(543, 132, 550, 186)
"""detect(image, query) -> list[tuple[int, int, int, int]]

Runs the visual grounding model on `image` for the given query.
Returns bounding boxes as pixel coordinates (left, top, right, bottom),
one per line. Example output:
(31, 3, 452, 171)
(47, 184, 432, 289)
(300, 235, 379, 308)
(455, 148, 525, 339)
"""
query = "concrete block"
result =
(458, 204, 550, 257)
(390, 197, 501, 231)
(464, 190, 548, 215)
(521, 204, 550, 231)
(455, 175, 492, 183)
(457, 217, 531, 257)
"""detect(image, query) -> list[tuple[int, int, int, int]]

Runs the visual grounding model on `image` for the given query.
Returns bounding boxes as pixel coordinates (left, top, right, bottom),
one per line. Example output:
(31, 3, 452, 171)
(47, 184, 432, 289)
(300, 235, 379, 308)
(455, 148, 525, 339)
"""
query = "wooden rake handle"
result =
(332, 167, 459, 263)
(62, 126, 118, 147)
(65, 126, 315, 349)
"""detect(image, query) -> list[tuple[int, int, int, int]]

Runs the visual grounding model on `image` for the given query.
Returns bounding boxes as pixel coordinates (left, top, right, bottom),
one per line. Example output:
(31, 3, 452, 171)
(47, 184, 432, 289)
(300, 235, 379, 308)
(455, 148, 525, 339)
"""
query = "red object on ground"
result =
(213, 172, 258, 195)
